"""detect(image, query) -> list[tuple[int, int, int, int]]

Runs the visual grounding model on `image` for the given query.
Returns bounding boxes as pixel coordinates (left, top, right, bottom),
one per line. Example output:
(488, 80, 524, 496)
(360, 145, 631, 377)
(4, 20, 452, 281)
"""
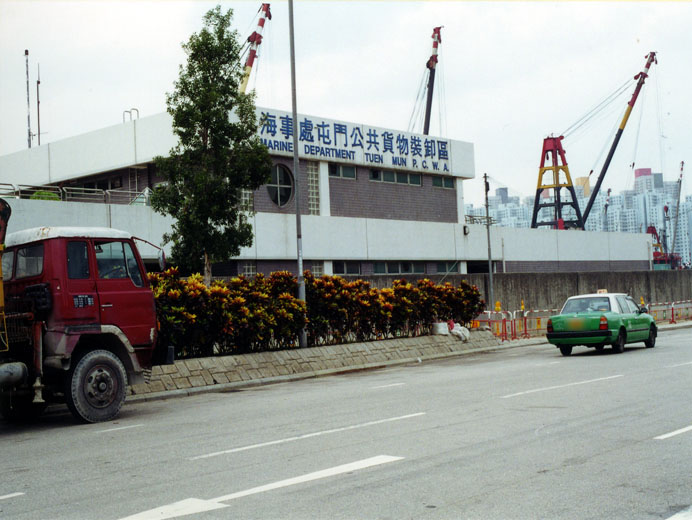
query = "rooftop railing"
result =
(0, 184, 152, 206)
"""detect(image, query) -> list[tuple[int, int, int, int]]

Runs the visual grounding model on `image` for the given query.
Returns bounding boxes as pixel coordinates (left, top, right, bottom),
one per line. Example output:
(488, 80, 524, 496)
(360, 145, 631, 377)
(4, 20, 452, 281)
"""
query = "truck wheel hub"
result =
(85, 366, 117, 407)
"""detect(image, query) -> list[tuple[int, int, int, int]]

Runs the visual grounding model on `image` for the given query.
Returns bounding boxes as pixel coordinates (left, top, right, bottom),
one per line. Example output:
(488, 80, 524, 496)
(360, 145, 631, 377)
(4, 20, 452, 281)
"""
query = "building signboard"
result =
(257, 108, 469, 177)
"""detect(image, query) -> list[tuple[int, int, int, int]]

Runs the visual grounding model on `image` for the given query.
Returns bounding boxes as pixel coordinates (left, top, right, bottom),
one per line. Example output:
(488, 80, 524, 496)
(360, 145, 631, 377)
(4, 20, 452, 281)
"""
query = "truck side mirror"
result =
(158, 249, 166, 271)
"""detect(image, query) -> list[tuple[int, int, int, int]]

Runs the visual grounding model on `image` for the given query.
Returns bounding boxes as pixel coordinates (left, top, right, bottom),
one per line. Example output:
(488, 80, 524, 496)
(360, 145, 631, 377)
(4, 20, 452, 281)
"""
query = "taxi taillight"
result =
(599, 316, 608, 330)
(547, 318, 553, 333)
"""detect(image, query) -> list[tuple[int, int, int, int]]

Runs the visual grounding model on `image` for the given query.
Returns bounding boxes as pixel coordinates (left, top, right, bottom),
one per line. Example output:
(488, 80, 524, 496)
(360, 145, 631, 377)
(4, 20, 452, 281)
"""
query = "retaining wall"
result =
(128, 330, 501, 399)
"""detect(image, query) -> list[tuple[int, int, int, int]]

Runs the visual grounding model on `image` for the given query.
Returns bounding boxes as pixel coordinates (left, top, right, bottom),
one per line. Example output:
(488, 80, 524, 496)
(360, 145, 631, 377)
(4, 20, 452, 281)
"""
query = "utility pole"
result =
(288, 0, 307, 348)
(484, 173, 494, 310)
(423, 27, 442, 135)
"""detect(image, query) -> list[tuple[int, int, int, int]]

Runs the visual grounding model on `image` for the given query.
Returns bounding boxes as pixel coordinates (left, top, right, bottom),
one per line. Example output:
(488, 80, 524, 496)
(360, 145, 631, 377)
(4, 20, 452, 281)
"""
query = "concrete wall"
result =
(420, 271, 692, 312)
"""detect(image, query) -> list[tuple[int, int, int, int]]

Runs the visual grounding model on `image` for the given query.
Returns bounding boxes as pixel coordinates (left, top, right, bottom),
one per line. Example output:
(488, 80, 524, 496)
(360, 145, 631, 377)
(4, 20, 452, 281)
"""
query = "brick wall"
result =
(329, 166, 457, 222)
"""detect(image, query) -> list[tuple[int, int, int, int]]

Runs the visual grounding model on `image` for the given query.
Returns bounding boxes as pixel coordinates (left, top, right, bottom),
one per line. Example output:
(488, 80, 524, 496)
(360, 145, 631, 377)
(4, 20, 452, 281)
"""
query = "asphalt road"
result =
(1, 328, 691, 520)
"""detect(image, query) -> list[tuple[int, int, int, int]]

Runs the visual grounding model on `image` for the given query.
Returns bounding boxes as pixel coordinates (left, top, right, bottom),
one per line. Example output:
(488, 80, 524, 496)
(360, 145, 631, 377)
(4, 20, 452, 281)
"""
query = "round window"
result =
(267, 164, 294, 207)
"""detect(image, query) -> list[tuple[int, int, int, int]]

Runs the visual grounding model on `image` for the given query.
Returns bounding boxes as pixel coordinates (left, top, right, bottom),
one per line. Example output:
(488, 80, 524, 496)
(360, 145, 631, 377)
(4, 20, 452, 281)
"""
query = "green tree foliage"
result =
(151, 6, 272, 284)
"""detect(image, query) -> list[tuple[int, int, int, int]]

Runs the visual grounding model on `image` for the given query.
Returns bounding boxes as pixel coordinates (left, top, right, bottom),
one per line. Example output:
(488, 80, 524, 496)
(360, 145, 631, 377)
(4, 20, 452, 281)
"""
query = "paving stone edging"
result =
(127, 330, 513, 403)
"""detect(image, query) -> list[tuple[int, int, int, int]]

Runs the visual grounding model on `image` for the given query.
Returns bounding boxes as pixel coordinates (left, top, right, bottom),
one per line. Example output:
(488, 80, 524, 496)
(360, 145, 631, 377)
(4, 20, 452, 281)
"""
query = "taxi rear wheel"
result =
(612, 329, 625, 354)
(559, 346, 572, 356)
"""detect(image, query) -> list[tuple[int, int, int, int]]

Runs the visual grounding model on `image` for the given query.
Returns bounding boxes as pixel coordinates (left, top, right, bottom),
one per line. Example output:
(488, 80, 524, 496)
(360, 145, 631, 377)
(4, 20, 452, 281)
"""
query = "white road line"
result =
(189, 412, 425, 460)
(655, 425, 692, 440)
(667, 361, 692, 368)
(666, 506, 692, 519)
(213, 455, 403, 501)
(372, 383, 406, 389)
(96, 424, 143, 434)
(500, 375, 624, 399)
(0, 492, 24, 501)
(119, 455, 403, 520)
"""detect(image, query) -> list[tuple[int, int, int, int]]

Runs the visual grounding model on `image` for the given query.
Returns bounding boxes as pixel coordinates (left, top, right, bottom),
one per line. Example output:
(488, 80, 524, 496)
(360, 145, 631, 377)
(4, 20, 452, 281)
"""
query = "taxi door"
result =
(626, 296, 650, 341)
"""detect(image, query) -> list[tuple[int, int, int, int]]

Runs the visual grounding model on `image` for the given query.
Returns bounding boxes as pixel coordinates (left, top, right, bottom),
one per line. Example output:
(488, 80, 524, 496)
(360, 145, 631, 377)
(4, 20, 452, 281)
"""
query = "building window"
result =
(370, 169, 421, 186)
(333, 261, 360, 275)
(328, 163, 356, 179)
(432, 176, 455, 189)
(373, 261, 425, 274)
(310, 261, 324, 276)
(242, 261, 256, 277)
(436, 261, 459, 274)
(267, 164, 294, 207)
(306, 161, 320, 215)
(240, 189, 254, 212)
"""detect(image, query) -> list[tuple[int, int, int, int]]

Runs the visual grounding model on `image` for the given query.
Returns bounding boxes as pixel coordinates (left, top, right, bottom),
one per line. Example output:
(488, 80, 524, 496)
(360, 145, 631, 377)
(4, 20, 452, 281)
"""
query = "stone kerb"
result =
(128, 330, 501, 400)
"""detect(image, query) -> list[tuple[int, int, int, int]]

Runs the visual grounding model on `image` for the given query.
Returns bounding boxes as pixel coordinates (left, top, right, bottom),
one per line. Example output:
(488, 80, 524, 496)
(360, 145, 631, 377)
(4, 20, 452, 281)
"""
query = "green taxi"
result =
(546, 292, 657, 356)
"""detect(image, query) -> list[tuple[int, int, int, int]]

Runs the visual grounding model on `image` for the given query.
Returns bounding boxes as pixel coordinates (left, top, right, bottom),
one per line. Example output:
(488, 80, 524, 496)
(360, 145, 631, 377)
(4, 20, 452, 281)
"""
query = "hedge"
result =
(148, 268, 485, 359)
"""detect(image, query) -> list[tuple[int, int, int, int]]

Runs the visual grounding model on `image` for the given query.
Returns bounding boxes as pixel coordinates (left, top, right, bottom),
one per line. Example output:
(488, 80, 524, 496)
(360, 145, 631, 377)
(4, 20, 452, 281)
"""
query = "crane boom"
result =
(239, 3, 271, 95)
(582, 52, 657, 224)
(423, 27, 442, 135)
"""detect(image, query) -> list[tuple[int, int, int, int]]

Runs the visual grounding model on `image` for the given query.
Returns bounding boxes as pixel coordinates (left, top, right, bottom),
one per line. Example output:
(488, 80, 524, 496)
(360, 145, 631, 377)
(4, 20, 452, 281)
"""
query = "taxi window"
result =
(625, 297, 640, 314)
(2, 250, 14, 280)
(615, 296, 630, 314)
(561, 297, 611, 314)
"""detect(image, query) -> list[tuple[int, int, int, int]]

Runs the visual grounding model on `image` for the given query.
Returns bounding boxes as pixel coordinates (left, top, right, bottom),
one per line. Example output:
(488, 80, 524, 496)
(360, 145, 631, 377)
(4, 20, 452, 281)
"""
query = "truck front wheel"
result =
(66, 350, 127, 423)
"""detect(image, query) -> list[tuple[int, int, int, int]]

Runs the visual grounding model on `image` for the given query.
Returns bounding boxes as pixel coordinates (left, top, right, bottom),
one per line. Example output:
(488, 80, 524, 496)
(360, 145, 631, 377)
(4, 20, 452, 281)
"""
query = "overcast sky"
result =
(1, 1, 690, 205)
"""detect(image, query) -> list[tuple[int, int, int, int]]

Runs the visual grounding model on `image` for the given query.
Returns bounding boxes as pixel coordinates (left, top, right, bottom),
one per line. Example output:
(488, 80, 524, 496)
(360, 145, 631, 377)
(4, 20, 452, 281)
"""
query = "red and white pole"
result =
(240, 3, 271, 94)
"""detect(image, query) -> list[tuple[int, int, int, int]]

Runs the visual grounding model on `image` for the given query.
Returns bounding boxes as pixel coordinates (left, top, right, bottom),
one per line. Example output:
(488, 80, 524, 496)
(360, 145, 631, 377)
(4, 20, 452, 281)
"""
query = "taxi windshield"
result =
(561, 297, 611, 314)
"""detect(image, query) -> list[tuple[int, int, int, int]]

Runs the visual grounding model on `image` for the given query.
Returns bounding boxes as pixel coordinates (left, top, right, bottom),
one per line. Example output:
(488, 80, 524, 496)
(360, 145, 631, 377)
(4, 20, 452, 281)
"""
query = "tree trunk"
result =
(203, 251, 212, 286)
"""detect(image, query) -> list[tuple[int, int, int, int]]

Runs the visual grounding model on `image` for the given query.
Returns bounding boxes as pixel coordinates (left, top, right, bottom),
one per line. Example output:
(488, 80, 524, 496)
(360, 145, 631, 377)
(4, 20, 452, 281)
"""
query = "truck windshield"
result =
(561, 297, 611, 314)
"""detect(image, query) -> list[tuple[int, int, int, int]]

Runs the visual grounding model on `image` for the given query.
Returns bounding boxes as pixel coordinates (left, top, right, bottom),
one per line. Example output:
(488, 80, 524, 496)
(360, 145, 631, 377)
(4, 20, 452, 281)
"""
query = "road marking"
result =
(120, 455, 403, 520)
(96, 424, 143, 433)
(655, 424, 692, 440)
(0, 492, 24, 501)
(667, 361, 692, 368)
(500, 375, 624, 399)
(666, 506, 692, 519)
(189, 412, 425, 460)
(373, 383, 406, 389)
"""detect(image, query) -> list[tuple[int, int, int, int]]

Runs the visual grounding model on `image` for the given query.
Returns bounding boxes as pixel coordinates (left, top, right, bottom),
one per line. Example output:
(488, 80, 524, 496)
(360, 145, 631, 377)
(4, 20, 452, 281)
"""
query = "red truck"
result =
(0, 199, 159, 423)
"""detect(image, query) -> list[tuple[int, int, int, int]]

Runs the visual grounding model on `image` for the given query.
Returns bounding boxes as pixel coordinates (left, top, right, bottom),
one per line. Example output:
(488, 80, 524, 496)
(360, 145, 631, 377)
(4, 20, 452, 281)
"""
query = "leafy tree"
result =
(152, 5, 272, 284)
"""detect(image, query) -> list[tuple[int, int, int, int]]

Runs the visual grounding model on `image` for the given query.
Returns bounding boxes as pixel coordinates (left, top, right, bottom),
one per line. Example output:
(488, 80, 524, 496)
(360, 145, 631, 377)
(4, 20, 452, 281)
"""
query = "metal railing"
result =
(0, 183, 151, 206)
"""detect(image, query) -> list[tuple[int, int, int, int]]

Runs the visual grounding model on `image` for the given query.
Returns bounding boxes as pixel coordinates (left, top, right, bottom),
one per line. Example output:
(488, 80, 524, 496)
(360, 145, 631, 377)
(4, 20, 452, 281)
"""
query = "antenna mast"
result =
(25, 50, 31, 148)
(36, 64, 41, 146)
(423, 27, 442, 135)
(240, 3, 271, 95)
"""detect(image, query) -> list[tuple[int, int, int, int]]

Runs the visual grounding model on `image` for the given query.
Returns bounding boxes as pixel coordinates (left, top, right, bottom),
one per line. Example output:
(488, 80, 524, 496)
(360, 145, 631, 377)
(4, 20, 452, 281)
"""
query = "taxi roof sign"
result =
(597, 289, 608, 294)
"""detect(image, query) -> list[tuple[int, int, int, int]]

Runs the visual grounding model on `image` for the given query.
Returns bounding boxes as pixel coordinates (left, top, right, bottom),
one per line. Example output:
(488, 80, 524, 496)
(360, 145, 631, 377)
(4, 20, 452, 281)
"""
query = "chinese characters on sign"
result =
(258, 109, 451, 173)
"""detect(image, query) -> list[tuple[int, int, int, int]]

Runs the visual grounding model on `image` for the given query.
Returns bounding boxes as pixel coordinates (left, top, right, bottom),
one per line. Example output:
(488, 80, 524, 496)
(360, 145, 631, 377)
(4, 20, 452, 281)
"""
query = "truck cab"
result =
(0, 226, 157, 423)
